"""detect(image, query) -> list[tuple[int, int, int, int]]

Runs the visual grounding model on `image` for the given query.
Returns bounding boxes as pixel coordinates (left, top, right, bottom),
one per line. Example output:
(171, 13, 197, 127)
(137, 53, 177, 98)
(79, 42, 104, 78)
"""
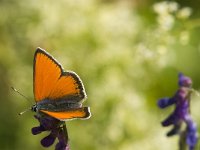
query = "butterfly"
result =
(31, 47, 91, 121)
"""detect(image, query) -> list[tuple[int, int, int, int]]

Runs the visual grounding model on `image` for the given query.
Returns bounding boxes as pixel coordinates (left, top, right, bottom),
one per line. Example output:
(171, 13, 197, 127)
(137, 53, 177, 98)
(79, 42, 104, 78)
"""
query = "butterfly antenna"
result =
(11, 86, 33, 105)
(18, 107, 32, 115)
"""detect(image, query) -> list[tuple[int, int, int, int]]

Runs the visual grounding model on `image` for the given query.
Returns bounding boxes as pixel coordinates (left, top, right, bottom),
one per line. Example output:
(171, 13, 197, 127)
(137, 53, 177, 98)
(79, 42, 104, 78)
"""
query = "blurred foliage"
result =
(1, 0, 200, 150)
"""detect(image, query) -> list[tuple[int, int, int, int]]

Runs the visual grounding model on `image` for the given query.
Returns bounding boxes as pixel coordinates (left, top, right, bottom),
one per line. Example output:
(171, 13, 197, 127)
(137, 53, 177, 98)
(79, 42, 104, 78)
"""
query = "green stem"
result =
(179, 131, 187, 150)
(62, 122, 69, 143)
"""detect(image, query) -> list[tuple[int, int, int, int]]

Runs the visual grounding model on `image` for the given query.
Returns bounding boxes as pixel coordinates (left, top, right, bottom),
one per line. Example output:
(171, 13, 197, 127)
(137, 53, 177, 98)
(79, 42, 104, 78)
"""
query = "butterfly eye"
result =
(31, 105, 37, 112)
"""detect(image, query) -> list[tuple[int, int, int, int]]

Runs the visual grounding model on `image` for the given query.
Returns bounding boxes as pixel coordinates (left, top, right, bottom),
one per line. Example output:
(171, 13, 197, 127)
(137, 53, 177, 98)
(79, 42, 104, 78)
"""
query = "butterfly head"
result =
(31, 104, 37, 112)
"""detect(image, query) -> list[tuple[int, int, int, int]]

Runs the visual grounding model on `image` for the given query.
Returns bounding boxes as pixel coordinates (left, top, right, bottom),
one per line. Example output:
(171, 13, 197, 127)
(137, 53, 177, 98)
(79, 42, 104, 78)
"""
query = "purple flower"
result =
(32, 114, 70, 150)
(157, 73, 198, 150)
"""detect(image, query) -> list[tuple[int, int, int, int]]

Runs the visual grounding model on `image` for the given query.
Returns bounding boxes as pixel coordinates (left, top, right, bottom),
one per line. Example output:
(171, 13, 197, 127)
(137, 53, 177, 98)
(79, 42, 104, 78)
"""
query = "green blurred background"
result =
(1, 0, 200, 149)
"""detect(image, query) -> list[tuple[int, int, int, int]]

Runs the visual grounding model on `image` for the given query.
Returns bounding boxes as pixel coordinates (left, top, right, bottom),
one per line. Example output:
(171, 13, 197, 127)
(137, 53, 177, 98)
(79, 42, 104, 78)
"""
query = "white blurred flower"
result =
(168, 1, 179, 13)
(158, 14, 175, 31)
(153, 1, 179, 15)
(153, 1, 169, 15)
(177, 7, 192, 19)
(153, 1, 178, 31)
(137, 44, 154, 60)
(179, 31, 190, 45)
(157, 45, 167, 55)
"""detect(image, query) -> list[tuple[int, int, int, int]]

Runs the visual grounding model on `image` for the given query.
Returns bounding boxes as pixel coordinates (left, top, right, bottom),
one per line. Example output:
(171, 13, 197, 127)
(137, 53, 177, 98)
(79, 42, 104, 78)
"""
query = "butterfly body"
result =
(35, 98, 82, 111)
(32, 48, 91, 121)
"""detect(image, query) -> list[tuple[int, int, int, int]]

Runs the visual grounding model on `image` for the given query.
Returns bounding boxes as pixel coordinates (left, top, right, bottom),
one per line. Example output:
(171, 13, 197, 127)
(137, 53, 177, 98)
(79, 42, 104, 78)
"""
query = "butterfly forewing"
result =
(33, 48, 86, 102)
(49, 72, 86, 100)
(34, 49, 62, 101)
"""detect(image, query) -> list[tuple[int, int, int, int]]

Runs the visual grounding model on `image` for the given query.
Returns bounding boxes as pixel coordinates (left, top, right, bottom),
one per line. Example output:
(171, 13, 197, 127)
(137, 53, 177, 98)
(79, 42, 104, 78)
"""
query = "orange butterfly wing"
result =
(34, 48, 86, 101)
(33, 48, 90, 120)
(40, 107, 90, 121)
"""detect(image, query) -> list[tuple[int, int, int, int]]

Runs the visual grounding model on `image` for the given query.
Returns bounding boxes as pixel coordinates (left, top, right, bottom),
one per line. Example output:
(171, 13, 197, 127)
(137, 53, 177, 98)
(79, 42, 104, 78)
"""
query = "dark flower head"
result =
(41, 133, 56, 147)
(178, 73, 192, 87)
(157, 73, 198, 150)
(186, 117, 198, 150)
(157, 97, 175, 108)
(56, 129, 70, 150)
(32, 114, 69, 150)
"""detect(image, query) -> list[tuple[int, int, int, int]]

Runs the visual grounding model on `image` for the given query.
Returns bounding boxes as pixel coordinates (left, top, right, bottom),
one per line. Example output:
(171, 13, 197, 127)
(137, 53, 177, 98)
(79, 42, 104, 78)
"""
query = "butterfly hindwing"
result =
(40, 107, 91, 121)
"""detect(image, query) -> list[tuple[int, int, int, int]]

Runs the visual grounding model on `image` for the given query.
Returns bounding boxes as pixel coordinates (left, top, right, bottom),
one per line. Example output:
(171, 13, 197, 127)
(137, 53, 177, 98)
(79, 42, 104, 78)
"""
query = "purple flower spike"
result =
(161, 114, 179, 127)
(157, 98, 175, 108)
(31, 114, 70, 150)
(166, 123, 181, 137)
(56, 142, 69, 150)
(186, 119, 198, 150)
(31, 126, 45, 135)
(55, 125, 69, 150)
(158, 73, 198, 150)
(41, 134, 56, 147)
(178, 73, 192, 87)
